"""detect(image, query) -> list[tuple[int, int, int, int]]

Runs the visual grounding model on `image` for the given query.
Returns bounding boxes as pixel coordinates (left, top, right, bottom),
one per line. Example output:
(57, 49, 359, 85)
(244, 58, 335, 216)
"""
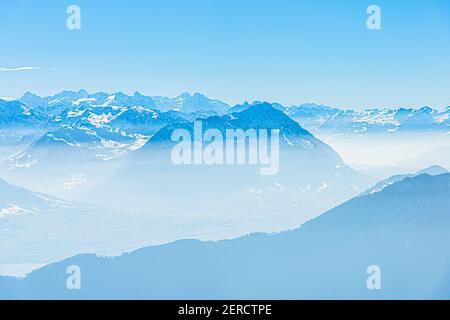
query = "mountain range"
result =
(2, 90, 448, 135)
(2, 90, 447, 196)
(228, 101, 450, 134)
(1, 93, 374, 204)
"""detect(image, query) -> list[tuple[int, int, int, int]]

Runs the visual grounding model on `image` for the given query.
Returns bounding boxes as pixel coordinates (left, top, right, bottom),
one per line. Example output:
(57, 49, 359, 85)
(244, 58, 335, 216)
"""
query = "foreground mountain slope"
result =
(2, 173, 448, 299)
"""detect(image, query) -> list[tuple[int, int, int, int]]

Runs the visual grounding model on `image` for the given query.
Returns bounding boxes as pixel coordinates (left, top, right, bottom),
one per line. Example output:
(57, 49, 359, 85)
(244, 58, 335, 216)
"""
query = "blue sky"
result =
(0, 0, 449, 109)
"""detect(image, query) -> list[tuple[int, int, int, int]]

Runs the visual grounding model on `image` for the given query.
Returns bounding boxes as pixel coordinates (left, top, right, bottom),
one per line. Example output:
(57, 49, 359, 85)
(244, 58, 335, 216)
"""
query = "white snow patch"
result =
(36, 194, 71, 208)
(47, 134, 78, 147)
(129, 134, 150, 151)
(300, 139, 314, 150)
(48, 97, 65, 105)
(436, 113, 449, 123)
(353, 109, 400, 126)
(0, 205, 30, 219)
(67, 109, 85, 118)
(100, 139, 127, 149)
(63, 174, 87, 191)
(282, 133, 294, 146)
(8, 152, 38, 169)
(275, 182, 286, 191)
(317, 182, 328, 192)
(370, 182, 395, 194)
(94, 95, 116, 107)
(248, 187, 263, 195)
(73, 97, 97, 106)
(87, 113, 114, 128)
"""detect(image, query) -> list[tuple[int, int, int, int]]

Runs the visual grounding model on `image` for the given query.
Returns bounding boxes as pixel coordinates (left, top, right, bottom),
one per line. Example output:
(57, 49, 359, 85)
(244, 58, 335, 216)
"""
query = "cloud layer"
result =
(0, 66, 42, 72)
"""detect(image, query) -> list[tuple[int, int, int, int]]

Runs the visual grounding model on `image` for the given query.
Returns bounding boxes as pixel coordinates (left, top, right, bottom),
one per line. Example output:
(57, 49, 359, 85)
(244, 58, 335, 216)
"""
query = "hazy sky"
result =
(0, 0, 449, 110)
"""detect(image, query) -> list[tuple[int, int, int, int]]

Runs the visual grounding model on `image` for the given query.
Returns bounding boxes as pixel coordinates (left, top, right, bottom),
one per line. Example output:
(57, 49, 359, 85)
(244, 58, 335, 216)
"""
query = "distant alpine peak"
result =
(177, 92, 192, 99)
(148, 101, 322, 152)
(243, 101, 273, 109)
(21, 91, 41, 99)
(416, 165, 448, 176)
(228, 101, 286, 114)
